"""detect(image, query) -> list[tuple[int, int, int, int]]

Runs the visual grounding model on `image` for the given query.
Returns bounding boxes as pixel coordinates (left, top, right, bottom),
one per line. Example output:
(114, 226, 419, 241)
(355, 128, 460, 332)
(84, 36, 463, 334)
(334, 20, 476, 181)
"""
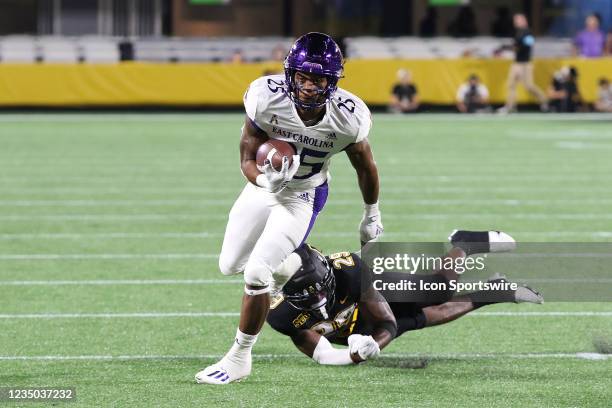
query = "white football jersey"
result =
(244, 74, 372, 190)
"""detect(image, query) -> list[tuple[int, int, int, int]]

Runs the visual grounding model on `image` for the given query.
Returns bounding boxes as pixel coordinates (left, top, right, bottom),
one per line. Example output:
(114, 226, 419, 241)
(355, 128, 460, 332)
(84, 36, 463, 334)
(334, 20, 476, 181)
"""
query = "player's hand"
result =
(258, 155, 300, 193)
(348, 334, 380, 362)
(359, 202, 383, 246)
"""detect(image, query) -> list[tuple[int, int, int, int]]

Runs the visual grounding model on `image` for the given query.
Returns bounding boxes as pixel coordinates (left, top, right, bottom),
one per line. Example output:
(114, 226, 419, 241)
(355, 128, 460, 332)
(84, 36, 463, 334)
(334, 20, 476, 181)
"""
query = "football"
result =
(256, 139, 296, 171)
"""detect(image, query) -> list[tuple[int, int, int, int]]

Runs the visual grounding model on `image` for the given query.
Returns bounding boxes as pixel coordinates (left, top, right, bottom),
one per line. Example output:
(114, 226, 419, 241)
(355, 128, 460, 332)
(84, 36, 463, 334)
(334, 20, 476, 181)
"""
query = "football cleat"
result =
(195, 355, 251, 385)
(514, 285, 544, 304)
(448, 230, 516, 255)
(487, 273, 544, 304)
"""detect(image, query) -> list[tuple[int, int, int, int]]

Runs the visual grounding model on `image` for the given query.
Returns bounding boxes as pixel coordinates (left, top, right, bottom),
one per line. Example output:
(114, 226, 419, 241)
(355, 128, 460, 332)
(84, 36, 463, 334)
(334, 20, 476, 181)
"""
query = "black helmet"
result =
(282, 244, 336, 319)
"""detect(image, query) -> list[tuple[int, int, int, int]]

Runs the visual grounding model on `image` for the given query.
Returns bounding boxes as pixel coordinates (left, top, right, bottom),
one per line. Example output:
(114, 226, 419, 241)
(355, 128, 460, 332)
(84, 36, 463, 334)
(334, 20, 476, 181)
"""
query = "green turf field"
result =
(0, 113, 611, 407)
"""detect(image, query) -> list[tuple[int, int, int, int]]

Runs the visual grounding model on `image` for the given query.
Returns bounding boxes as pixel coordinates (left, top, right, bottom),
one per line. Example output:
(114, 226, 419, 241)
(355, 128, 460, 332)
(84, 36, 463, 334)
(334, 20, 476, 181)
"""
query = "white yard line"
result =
(0, 279, 243, 286)
(1, 278, 611, 286)
(0, 352, 608, 362)
(0, 253, 218, 260)
(0, 311, 609, 319)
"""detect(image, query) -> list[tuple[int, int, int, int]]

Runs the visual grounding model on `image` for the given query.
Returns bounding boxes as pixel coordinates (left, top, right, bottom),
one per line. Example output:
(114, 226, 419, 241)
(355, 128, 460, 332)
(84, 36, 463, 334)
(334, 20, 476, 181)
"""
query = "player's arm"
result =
(240, 116, 299, 192)
(291, 329, 361, 365)
(239, 116, 269, 185)
(356, 286, 397, 351)
(346, 140, 383, 245)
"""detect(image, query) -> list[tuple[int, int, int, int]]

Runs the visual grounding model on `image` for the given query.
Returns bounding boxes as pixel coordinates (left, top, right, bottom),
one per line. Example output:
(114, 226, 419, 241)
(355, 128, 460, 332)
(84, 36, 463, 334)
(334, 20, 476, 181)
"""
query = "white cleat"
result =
(448, 230, 516, 255)
(488, 231, 516, 253)
(514, 286, 544, 304)
(195, 355, 251, 385)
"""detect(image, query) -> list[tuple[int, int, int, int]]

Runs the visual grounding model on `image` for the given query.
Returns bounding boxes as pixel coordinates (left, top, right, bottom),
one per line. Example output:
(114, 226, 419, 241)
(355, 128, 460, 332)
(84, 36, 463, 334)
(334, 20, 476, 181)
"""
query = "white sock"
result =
(225, 329, 258, 362)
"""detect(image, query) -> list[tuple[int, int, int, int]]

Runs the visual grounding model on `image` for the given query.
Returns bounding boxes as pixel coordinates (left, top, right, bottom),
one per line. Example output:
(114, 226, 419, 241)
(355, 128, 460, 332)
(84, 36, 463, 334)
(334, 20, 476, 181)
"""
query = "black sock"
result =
(450, 230, 490, 256)
(468, 287, 516, 309)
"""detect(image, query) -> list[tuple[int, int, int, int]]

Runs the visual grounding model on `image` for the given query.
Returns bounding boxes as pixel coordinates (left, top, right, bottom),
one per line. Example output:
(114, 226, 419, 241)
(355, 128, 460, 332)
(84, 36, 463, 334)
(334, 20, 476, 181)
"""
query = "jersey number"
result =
(267, 78, 285, 93)
(337, 96, 355, 114)
(293, 147, 329, 180)
(329, 251, 355, 269)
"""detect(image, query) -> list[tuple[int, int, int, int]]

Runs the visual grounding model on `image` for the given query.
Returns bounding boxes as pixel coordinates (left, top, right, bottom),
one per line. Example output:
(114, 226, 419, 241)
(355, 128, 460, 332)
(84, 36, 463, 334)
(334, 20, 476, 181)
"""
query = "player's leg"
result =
(502, 63, 521, 112)
(522, 63, 548, 109)
(218, 183, 272, 276)
(423, 275, 543, 327)
(196, 183, 327, 384)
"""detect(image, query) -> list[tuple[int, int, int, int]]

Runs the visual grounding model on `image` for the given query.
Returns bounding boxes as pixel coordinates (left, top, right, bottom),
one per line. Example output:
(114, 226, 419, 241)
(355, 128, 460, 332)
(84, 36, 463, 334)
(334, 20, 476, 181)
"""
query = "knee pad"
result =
(218, 253, 243, 276)
(243, 258, 273, 288)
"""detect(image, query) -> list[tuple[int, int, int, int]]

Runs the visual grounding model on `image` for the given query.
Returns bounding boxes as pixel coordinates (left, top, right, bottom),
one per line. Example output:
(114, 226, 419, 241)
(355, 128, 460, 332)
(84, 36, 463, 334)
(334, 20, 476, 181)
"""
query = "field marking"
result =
(0, 352, 608, 362)
(0, 112, 610, 123)
(1, 198, 612, 209)
(2, 213, 612, 223)
(0, 311, 610, 319)
(0, 253, 218, 260)
(1, 197, 612, 208)
(1, 278, 611, 286)
(2, 231, 611, 240)
(0, 279, 243, 286)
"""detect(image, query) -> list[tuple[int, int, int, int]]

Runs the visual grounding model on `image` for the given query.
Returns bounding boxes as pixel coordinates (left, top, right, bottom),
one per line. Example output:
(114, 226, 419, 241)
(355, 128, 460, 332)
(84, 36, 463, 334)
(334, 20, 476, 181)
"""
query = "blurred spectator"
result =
(448, 6, 477, 37)
(491, 6, 514, 37)
(230, 50, 244, 64)
(594, 78, 612, 112)
(498, 14, 548, 113)
(389, 69, 420, 113)
(605, 29, 612, 55)
(547, 66, 581, 113)
(419, 7, 437, 37)
(456, 74, 490, 113)
(573, 14, 605, 58)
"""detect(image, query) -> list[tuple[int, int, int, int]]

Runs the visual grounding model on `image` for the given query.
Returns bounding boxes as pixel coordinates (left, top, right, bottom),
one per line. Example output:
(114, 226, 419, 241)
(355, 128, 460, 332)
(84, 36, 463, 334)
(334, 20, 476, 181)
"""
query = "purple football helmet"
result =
(284, 32, 344, 109)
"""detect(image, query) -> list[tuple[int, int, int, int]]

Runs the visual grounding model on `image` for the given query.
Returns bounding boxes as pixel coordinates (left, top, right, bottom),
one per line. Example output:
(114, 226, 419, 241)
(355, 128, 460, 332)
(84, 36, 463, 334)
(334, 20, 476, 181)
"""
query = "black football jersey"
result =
(267, 251, 365, 345)
(514, 28, 534, 62)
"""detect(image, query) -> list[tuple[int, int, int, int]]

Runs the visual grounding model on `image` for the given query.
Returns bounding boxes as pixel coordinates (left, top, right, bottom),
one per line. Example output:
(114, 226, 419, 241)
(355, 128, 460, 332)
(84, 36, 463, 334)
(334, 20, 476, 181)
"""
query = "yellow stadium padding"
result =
(0, 59, 610, 106)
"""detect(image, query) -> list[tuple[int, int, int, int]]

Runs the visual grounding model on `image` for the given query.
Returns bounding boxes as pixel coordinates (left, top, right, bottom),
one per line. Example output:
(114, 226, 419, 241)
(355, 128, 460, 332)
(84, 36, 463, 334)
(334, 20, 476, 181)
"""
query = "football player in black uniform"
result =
(266, 230, 543, 365)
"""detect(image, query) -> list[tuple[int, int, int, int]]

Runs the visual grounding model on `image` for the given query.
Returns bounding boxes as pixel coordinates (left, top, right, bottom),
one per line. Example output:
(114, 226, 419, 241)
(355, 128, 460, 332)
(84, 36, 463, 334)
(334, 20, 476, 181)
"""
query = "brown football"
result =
(256, 139, 296, 171)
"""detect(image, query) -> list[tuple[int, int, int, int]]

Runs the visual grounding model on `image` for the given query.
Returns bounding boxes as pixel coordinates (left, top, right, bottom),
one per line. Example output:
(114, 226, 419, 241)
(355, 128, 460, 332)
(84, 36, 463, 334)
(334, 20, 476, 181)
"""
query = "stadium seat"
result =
(78, 36, 120, 63)
(0, 36, 38, 63)
(38, 37, 79, 63)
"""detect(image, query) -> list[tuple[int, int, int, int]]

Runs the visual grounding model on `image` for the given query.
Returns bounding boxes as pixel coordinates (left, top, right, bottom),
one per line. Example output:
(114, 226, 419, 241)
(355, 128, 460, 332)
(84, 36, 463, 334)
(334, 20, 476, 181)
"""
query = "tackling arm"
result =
(291, 329, 359, 365)
(355, 286, 397, 355)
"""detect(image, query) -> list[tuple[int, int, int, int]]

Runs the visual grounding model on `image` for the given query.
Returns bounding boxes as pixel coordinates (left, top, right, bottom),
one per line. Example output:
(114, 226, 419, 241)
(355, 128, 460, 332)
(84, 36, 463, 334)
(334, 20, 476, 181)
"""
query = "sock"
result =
(225, 329, 258, 361)
(468, 287, 516, 309)
(451, 230, 490, 255)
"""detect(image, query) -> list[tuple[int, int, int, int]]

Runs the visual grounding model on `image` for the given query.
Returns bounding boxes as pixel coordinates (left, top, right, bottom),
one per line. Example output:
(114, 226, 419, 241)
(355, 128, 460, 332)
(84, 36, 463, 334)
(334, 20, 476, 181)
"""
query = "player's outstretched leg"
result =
(423, 274, 543, 327)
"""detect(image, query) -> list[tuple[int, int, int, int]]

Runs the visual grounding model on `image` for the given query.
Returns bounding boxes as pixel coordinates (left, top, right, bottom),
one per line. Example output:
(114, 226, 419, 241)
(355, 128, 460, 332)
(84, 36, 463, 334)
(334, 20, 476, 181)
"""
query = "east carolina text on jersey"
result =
(244, 74, 372, 190)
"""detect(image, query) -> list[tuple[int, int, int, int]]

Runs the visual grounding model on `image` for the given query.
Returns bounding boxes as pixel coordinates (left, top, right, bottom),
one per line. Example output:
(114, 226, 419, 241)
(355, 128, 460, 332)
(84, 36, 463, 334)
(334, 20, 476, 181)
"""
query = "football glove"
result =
(359, 202, 384, 246)
(256, 155, 300, 193)
(348, 334, 380, 361)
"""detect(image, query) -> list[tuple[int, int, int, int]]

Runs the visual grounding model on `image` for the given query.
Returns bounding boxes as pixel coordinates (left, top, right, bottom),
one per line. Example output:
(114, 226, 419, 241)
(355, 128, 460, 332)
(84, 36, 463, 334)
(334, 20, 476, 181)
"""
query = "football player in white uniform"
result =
(196, 32, 383, 384)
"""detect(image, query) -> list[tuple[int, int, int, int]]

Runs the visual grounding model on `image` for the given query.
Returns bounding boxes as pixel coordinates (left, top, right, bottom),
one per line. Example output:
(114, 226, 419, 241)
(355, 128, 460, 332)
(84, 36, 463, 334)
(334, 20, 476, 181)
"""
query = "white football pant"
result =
(218, 181, 328, 288)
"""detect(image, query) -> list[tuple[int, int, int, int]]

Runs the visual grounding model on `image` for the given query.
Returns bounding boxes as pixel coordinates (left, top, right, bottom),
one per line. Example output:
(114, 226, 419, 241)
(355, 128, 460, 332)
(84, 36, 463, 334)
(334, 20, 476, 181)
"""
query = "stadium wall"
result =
(0, 58, 610, 107)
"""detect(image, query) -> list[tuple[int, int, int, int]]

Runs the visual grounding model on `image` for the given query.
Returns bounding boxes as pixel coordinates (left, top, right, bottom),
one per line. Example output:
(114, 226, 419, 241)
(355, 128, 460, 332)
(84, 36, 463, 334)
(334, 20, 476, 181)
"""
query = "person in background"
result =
(573, 13, 605, 58)
(456, 74, 490, 113)
(605, 29, 612, 55)
(230, 49, 244, 64)
(448, 6, 478, 37)
(389, 69, 420, 113)
(497, 13, 548, 113)
(547, 66, 581, 113)
(594, 78, 612, 112)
